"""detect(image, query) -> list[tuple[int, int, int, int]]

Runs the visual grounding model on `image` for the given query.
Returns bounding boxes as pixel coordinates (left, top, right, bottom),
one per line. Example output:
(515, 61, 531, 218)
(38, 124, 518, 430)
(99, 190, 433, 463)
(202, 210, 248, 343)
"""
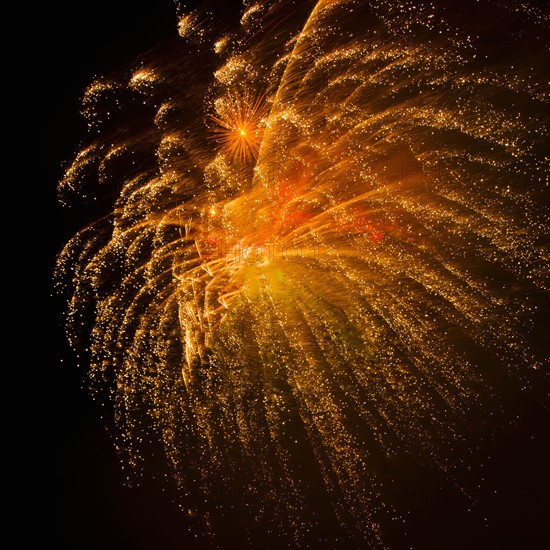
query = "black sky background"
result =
(37, 1, 548, 549)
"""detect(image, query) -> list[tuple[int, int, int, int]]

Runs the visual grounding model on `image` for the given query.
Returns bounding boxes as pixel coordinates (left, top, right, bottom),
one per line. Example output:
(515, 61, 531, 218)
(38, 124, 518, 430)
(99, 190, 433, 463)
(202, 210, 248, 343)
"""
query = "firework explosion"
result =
(57, 0, 549, 547)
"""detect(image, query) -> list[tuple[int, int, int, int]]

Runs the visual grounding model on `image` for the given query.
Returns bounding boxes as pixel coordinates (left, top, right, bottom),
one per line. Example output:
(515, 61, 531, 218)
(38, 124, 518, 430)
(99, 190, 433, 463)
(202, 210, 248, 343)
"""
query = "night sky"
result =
(38, 2, 548, 549)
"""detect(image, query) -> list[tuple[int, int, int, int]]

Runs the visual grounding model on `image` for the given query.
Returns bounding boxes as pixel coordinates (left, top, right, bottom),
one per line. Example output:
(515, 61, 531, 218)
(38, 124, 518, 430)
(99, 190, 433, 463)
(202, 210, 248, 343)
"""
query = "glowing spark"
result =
(210, 91, 266, 163)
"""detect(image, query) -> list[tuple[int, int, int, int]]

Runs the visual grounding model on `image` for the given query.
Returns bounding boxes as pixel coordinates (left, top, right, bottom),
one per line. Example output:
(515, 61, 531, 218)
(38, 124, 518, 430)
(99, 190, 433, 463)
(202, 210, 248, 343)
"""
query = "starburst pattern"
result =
(210, 91, 266, 163)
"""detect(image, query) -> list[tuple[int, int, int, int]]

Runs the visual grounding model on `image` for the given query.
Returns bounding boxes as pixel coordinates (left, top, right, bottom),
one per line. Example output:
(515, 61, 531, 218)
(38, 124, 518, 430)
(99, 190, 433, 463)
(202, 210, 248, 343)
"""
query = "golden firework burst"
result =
(56, 0, 549, 546)
(210, 91, 266, 163)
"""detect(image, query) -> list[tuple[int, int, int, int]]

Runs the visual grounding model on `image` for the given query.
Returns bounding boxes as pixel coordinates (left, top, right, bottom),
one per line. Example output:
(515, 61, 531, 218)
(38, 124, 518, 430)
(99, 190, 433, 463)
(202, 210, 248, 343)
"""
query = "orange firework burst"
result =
(210, 91, 266, 163)
(56, 0, 549, 547)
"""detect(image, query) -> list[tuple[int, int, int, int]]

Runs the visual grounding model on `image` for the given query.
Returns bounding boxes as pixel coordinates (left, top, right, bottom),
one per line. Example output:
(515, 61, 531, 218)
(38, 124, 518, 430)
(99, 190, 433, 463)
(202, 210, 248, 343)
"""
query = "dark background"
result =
(37, 1, 548, 549)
